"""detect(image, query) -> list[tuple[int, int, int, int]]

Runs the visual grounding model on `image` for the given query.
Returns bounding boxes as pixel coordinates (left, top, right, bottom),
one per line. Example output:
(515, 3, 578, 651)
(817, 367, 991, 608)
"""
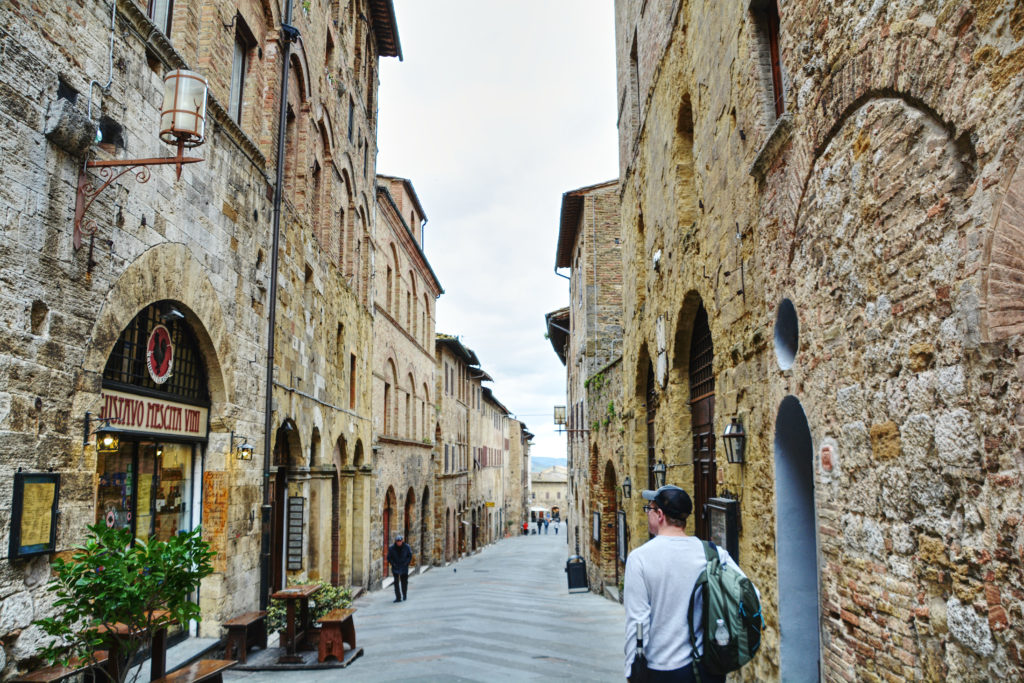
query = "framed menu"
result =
(8, 472, 60, 559)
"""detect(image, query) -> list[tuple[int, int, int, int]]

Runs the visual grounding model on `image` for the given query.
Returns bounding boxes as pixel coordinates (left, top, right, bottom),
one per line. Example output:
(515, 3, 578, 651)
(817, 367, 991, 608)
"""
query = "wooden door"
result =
(689, 304, 716, 539)
(271, 468, 287, 592)
(382, 504, 391, 574)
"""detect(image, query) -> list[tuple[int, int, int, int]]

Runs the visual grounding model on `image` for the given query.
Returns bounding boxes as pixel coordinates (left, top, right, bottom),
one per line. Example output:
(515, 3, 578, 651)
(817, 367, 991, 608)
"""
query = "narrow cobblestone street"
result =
(226, 527, 624, 682)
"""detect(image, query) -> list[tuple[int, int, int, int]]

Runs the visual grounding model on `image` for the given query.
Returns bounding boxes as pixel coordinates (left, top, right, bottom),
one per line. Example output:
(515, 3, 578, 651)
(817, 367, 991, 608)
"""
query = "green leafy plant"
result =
(35, 523, 214, 683)
(266, 580, 352, 634)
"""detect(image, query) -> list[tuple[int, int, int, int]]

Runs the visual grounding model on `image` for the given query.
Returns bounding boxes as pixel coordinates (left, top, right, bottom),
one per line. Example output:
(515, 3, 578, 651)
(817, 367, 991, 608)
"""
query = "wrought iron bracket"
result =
(73, 140, 202, 250)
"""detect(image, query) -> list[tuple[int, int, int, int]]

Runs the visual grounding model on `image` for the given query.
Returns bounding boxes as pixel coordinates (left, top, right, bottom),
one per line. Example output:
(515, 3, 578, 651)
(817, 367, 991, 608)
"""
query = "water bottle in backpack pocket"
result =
(687, 541, 765, 677)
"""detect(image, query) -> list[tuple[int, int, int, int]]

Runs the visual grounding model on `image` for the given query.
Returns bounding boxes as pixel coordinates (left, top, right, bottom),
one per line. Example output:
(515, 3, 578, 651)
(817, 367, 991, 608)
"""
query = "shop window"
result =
(103, 301, 209, 405)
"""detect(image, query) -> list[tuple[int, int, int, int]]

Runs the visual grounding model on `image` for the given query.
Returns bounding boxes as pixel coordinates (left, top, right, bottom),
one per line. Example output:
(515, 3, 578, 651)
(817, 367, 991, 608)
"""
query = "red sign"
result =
(146, 325, 173, 384)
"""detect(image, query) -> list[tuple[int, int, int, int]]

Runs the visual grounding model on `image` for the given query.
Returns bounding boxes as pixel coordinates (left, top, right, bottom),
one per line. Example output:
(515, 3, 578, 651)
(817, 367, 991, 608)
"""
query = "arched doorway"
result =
(382, 487, 396, 576)
(774, 396, 821, 680)
(689, 303, 716, 539)
(94, 300, 213, 637)
(645, 359, 657, 489)
(351, 440, 367, 585)
(403, 487, 415, 558)
(420, 486, 430, 566)
(95, 301, 210, 544)
(271, 420, 301, 593)
(601, 462, 619, 589)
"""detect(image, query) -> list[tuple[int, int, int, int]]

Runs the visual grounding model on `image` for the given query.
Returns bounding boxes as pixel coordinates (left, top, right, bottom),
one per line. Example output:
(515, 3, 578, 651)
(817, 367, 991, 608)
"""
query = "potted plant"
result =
(35, 523, 214, 683)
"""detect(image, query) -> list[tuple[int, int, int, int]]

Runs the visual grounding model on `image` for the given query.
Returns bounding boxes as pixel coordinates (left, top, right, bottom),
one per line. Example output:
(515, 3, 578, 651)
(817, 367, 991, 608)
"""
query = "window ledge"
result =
(749, 112, 793, 181)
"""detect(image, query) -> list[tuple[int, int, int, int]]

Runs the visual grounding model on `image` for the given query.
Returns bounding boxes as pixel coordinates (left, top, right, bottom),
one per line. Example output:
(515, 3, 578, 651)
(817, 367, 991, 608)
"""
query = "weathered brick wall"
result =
(613, 0, 1024, 680)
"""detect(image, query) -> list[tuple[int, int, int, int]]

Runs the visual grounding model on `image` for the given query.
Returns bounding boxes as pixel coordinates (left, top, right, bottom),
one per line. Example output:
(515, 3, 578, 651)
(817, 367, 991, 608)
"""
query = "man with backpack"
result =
(624, 485, 760, 682)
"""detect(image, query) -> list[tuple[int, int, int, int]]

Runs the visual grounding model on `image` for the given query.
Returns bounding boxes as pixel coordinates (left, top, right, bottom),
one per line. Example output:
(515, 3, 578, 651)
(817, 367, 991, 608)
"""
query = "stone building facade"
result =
(473, 387, 511, 544)
(434, 335, 475, 561)
(529, 466, 568, 522)
(548, 180, 626, 592)
(0, 0, 396, 674)
(371, 174, 442, 582)
(506, 419, 533, 533)
(612, 0, 1024, 680)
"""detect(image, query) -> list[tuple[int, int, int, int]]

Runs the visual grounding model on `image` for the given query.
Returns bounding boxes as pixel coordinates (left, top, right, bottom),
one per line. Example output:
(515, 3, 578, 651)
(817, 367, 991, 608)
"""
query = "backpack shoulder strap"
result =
(702, 540, 718, 564)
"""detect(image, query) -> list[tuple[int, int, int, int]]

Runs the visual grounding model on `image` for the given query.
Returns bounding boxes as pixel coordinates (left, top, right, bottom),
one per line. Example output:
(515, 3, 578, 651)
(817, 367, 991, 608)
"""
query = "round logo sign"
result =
(146, 324, 174, 384)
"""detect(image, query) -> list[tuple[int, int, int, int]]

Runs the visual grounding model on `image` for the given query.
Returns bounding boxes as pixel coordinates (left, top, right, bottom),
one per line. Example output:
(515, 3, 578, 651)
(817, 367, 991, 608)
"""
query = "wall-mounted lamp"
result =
(622, 475, 632, 499)
(83, 411, 122, 455)
(231, 431, 254, 461)
(74, 70, 208, 252)
(155, 443, 164, 458)
(722, 417, 747, 464)
(652, 460, 667, 489)
(553, 405, 566, 432)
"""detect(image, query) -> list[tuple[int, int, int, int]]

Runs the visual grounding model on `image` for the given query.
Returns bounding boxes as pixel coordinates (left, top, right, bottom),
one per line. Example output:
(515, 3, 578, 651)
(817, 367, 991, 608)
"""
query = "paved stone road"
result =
(226, 528, 625, 681)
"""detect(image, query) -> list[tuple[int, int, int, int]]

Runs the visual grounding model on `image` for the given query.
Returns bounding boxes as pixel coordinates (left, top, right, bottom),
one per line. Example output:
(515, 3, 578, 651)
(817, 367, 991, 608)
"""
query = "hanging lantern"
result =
(160, 70, 208, 147)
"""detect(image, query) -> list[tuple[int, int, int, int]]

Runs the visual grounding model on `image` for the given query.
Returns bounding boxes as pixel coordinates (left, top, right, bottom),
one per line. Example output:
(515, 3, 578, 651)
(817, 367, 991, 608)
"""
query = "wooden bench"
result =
(151, 659, 236, 683)
(11, 651, 109, 682)
(222, 610, 267, 664)
(317, 607, 356, 663)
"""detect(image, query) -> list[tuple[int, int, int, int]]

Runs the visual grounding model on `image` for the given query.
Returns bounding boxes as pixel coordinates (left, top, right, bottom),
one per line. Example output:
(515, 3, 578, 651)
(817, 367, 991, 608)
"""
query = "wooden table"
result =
(270, 584, 321, 663)
(96, 610, 172, 681)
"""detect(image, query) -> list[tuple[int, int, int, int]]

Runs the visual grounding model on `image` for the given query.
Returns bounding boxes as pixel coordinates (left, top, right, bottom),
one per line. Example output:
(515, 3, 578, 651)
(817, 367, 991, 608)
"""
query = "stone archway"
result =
(774, 396, 820, 681)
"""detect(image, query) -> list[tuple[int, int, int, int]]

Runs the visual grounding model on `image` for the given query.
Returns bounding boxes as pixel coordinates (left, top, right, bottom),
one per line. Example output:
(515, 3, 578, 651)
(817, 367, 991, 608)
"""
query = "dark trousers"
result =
(645, 661, 725, 683)
(393, 572, 408, 600)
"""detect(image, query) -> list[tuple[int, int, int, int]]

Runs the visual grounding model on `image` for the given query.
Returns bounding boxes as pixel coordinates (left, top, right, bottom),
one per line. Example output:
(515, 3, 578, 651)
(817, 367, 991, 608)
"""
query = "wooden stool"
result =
(151, 659, 236, 683)
(222, 611, 267, 664)
(317, 607, 356, 663)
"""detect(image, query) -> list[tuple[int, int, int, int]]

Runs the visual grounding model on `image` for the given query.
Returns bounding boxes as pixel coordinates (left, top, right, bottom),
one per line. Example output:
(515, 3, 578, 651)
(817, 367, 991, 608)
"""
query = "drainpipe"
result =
(261, 0, 298, 612)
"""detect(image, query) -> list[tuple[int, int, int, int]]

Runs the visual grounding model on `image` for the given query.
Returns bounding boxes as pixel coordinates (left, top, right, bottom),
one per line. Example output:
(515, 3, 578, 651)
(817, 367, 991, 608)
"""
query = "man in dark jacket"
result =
(387, 534, 413, 602)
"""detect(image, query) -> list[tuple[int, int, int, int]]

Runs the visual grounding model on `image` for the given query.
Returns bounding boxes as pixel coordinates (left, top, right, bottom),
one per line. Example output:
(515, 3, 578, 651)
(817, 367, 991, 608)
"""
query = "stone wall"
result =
(0, 0, 388, 673)
(613, 0, 1024, 680)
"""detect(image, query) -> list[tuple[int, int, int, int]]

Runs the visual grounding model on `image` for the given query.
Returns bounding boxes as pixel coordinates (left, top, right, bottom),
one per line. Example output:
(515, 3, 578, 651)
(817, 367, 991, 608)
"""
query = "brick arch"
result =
(82, 242, 232, 417)
(983, 156, 1024, 341)
(773, 25, 982, 238)
(792, 90, 973, 240)
(670, 290, 709, 375)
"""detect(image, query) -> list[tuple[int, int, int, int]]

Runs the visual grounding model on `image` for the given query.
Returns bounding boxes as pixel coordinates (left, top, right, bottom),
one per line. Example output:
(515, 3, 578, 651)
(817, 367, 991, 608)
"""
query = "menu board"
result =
(8, 472, 60, 559)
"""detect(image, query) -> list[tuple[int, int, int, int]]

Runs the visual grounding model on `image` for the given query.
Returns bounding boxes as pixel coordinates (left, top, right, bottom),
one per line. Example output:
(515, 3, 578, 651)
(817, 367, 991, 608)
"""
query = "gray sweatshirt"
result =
(623, 534, 744, 677)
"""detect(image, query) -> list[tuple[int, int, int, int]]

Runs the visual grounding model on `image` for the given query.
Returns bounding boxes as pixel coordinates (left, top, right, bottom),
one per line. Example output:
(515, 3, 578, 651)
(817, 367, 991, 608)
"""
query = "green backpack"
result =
(687, 541, 764, 678)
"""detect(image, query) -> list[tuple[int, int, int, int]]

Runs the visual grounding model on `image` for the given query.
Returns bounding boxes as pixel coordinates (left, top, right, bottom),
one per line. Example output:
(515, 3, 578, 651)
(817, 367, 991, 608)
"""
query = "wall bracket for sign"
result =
(8, 472, 60, 560)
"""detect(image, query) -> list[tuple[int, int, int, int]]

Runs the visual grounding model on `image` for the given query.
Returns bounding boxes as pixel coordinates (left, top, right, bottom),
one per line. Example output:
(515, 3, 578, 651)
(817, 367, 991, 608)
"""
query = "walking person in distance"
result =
(624, 485, 747, 682)
(387, 533, 413, 603)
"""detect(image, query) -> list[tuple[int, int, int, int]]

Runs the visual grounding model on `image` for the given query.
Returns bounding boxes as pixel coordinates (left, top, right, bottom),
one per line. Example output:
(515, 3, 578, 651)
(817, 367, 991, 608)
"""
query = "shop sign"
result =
(100, 388, 208, 439)
(146, 324, 174, 384)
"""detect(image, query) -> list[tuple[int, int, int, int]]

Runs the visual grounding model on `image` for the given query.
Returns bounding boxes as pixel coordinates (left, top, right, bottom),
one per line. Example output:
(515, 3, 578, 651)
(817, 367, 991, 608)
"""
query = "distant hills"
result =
(531, 456, 567, 472)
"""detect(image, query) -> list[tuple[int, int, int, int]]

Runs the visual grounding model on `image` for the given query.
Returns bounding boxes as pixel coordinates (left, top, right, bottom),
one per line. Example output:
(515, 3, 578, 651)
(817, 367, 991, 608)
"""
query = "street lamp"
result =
(83, 412, 123, 455)
(231, 431, 254, 461)
(722, 417, 747, 464)
(74, 70, 208, 252)
(622, 475, 632, 499)
(652, 461, 666, 489)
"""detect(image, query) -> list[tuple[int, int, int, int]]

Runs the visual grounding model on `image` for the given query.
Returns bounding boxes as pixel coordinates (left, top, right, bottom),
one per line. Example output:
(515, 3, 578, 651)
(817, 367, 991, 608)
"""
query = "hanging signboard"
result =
(286, 497, 305, 570)
(100, 389, 208, 440)
(8, 472, 60, 559)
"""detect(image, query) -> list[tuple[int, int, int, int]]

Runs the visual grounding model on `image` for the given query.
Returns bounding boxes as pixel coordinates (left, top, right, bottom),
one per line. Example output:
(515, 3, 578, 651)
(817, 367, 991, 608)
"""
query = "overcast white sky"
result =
(376, 1, 618, 465)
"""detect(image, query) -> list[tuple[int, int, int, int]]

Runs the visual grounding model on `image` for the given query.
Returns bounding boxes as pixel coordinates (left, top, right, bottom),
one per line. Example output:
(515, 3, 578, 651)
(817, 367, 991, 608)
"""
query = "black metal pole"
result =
(260, 0, 295, 612)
